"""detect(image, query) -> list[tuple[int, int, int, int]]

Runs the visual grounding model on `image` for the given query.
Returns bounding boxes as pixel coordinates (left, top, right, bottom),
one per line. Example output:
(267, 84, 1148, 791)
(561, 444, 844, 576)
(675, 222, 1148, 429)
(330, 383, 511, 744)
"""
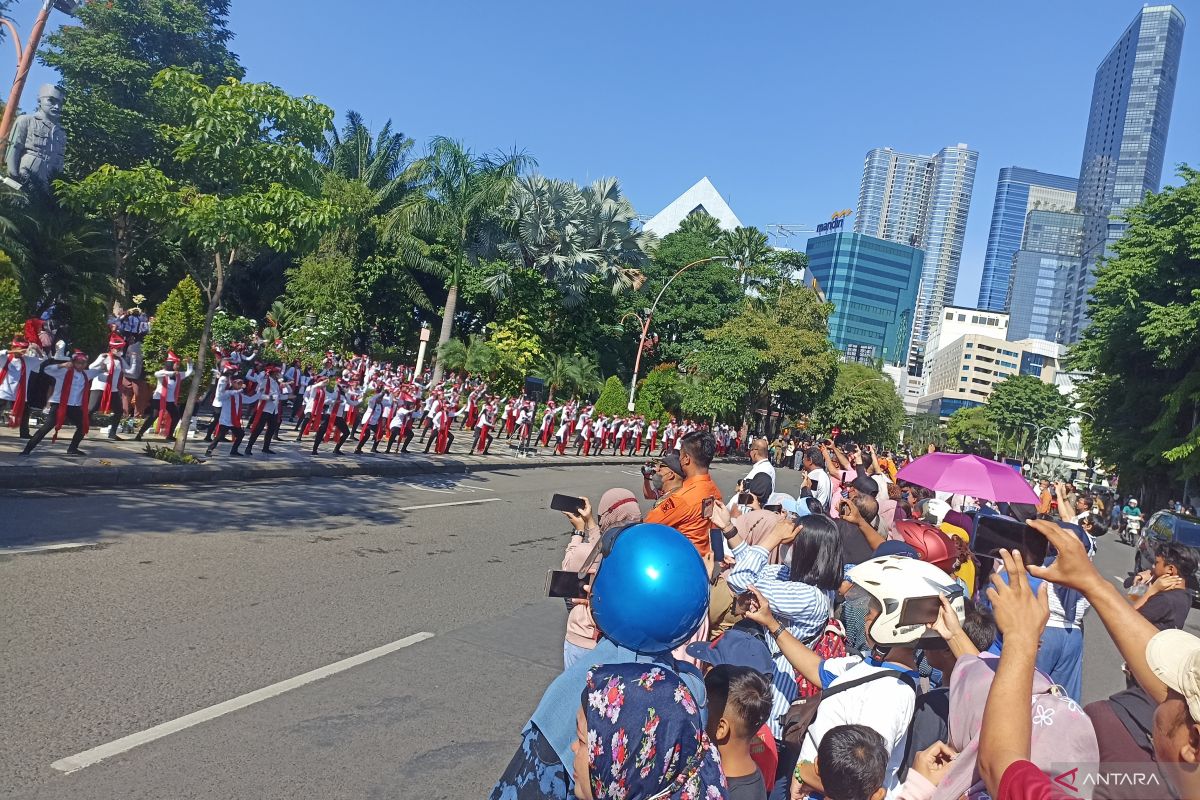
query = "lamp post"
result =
(0, 1, 78, 153)
(414, 323, 431, 377)
(626, 256, 729, 412)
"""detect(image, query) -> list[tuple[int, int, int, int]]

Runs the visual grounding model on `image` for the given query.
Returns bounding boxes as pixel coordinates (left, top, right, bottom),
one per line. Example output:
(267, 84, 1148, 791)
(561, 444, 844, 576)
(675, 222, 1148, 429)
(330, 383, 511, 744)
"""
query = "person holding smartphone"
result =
(644, 431, 723, 557)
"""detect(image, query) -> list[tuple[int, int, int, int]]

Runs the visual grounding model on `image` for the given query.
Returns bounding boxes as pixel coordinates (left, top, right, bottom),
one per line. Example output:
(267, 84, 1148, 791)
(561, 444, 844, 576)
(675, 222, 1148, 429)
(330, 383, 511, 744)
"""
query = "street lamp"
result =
(0, 1, 79, 152)
(626, 256, 730, 412)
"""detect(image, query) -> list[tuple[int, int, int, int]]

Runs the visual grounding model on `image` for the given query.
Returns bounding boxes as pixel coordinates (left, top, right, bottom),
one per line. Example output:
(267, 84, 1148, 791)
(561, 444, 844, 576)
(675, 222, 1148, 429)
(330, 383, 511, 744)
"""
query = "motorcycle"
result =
(1120, 513, 1142, 546)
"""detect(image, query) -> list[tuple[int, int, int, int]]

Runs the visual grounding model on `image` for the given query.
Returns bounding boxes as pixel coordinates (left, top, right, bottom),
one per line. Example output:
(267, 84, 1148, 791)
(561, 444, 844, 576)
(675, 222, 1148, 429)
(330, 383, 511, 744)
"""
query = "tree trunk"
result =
(173, 251, 229, 456)
(110, 213, 132, 314)
(430, 281, 458, 384)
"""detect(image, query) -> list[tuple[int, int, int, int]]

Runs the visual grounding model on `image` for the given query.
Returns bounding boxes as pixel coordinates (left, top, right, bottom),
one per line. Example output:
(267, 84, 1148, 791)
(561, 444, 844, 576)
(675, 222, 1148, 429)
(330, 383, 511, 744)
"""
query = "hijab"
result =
(599, 488, 642, 532)
(931, 654, 1099, 800)
(581, 663, 728, 800)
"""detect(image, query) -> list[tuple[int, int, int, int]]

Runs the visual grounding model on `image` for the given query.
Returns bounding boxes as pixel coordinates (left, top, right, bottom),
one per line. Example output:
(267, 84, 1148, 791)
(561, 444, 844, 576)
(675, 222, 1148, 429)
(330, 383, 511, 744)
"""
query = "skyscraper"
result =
(1061, 4, 1185, 343)
(1007, 209, 1083, 341)
(976, 168, 1077, 311)
(855, 144, 978, 373)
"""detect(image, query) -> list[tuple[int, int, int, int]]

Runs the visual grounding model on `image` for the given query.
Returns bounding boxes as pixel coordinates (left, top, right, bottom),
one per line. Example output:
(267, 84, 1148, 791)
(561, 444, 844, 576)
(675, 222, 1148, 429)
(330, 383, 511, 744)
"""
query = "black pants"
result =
(89, 388, 124, 436)
(23, 403, 85, 453)
(295, 411, 312, 435)
(204, 408, 222, 441)
(0, 398, 32, 437)
(246, 411, 280, 452)
(206, 424, 245, 455)
(423, 428, 455, 453)
(137, 401, 181, 439)
(355, 423, 383, 453)
(312, 415, 350, 453)
(386, 427, 414, 453)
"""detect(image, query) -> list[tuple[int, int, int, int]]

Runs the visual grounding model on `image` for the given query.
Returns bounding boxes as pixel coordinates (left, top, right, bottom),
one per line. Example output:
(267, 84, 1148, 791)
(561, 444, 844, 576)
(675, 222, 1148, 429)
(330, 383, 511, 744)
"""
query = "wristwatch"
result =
(721, 525, 737, 540)
(769, 622, 786, 640)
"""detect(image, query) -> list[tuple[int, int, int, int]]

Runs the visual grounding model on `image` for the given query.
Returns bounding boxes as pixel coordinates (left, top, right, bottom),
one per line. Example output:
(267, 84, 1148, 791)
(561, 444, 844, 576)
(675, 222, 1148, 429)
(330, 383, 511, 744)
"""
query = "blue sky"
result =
(15, 0, 1200, 306)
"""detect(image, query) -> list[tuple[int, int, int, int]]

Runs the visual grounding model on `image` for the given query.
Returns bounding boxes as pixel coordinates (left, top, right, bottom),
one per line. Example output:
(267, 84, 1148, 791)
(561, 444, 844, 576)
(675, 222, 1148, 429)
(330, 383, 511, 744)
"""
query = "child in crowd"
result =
(704, 664, 774, 800)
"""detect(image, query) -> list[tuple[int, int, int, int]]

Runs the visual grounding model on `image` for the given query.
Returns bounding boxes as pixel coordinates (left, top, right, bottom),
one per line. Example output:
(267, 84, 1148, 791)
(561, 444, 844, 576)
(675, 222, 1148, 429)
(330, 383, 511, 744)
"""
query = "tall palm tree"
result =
(395, 136, 532, 382)
(534, 353, 572, 402)
(717, 226, 772, 293)
(493, 175, 653, 306)
(566, 354, 603, 398)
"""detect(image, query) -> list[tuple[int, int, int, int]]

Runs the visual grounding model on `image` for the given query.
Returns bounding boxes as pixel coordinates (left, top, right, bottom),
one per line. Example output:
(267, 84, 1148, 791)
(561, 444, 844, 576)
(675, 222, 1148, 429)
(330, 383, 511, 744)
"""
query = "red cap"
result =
(10, 335, 27, 349)
(71, 349, 89, 361)
(108, 334, 125, 350)
(165, 351, 180, 364)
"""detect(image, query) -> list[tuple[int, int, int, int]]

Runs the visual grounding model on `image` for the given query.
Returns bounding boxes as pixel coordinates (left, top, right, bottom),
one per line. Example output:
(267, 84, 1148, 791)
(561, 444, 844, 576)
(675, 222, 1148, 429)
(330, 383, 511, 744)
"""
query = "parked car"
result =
(1133, 510, 1200, 604)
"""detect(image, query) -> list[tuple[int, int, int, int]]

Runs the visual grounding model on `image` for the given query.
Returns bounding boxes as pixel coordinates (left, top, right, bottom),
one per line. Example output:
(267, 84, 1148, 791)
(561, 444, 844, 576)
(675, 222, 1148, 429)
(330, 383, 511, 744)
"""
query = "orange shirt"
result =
(645, 472, 723, 556)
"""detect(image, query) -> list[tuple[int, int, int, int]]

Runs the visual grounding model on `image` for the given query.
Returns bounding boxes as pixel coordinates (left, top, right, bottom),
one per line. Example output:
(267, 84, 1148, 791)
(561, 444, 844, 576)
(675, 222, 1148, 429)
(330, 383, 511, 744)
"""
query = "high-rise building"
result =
(1061, 4, 1185, 343)
(805, 231, 924, 368)
(1007, 209, 1083, 342)
(854, 144, 978, 374)
(976, 168, 1077, 311)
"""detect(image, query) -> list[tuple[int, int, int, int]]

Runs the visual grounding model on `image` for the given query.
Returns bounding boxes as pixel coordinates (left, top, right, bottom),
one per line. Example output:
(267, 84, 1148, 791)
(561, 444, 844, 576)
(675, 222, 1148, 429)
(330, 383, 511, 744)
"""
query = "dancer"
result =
(135, 352, 194, 441)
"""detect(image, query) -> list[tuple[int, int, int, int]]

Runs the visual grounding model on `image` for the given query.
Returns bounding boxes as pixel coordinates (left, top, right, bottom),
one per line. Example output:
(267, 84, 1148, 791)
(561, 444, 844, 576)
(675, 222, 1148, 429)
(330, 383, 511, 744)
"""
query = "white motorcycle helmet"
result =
(1129, 498, 1139, 508)
(848, 555, 966, 648)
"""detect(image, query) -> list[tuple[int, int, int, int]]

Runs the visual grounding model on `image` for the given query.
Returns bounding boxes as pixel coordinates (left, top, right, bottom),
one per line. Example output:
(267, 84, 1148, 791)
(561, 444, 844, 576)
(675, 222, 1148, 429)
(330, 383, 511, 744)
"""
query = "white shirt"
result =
(45, 364, 102, 406)
(808, 467, 832, 510)
(217, 389, 258, 426)
(152, 365, 194, 401)
(0, 351, 40, 401)
(745, 458, 777, 495)
(88, 353, 133, 391)
(257, 377, 282, 414)
(799, 656, 917, 795)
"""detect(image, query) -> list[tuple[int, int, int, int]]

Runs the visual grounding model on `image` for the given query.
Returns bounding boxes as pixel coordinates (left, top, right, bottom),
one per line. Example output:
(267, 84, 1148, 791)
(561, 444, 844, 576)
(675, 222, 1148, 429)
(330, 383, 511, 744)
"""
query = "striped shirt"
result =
(727, 540, 833, 739)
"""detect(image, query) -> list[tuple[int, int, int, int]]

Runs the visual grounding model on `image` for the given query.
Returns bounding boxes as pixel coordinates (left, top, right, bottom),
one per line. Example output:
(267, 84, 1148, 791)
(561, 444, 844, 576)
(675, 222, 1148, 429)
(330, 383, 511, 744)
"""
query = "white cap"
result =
(1146, 629, 1200, 721)
(923, 498, 951, 524)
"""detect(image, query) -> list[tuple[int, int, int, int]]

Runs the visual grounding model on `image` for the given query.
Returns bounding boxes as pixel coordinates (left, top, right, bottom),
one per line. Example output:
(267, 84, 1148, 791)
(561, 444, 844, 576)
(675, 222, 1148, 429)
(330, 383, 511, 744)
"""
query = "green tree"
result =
(944, 406, 998, 455)
(40, 0, 244, 301)
(492, 175, 654, 306)
(717, 225, 773, 293)
(143, 275, 205, 364)
(485, 314, 544, 395)
(397, 137, 532, 382)
(984, 374, 1071, 457)
(0, 276, 25, 340)
(634, 364, 682, 422)
(1072, 166, 1200, 500)
(809, 362, 905, 446)
(281, 249, 363, 349)
(594, 375, 629, 417)
(60, 68, 340, 455)
(438, 335, 498, 377)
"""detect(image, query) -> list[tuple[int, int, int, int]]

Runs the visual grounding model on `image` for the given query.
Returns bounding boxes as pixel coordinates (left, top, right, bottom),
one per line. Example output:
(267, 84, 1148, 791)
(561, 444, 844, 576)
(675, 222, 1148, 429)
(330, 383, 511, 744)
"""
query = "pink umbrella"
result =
(895, 452, 1039, 505)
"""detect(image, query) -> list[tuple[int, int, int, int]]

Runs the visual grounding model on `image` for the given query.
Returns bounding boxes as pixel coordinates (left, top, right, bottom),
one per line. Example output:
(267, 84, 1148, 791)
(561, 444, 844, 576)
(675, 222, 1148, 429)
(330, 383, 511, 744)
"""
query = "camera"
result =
(640, 461, 656, 478)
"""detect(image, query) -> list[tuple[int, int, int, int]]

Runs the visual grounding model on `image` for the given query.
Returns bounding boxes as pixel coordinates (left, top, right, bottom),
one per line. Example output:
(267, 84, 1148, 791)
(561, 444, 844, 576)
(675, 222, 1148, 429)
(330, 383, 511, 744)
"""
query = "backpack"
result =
(793, 618, 847, 699)
(780, 666, 917, 750)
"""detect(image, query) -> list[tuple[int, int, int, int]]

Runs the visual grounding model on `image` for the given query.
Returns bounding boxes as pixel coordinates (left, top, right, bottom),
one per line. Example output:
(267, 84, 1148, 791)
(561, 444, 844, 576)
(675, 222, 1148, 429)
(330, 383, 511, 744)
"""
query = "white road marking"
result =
(0, 542, 93, 556)
(50, 631, 436, 773)
(403, 482, 455, 494)
(397, 498, 501, 512)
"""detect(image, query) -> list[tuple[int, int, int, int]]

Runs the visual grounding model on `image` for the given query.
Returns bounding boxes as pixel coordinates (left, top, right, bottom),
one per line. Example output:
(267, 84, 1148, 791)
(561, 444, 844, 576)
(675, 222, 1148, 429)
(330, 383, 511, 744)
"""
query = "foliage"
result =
(717, 226, 773, 293)
(145, 444, 202, 465)
(594, 375, 630, 417)
(1072, 166, 1200, 495)
(809, 362, 905, 446)
(143, 275, 205, 364)
(438, 335, 498, 376)
(208, 309, 256, 348)
(40, 0, 244, 180)
(906, 412, 946, 454)
(944, 406, 998, 455)
(281, 249, 363, 348)
(395, 136, 533, 379)
(634, 364, 682, 423)
(984, 374, 1071, 456)
(484, 314, 544, 395)
(680, 332, 761, 421)
(0, 277, 23, 339)
(492, 175, 653, 306)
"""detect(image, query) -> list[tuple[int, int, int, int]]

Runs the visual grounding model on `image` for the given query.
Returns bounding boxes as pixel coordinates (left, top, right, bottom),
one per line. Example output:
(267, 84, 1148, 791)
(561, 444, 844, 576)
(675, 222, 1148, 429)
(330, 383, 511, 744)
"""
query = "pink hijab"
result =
(931, 654, 1099, 800)
(598, 488, 642, 532)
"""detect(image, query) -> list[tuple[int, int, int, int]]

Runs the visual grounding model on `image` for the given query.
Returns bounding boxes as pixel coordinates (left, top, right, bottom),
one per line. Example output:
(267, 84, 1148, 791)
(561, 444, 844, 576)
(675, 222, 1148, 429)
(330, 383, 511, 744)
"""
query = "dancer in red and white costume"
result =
(136, 351, 194, 441)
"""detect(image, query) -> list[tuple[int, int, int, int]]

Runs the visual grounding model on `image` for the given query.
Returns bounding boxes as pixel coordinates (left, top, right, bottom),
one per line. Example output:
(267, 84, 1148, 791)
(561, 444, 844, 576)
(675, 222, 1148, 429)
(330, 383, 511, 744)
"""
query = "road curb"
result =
(1, 452, 648, 490)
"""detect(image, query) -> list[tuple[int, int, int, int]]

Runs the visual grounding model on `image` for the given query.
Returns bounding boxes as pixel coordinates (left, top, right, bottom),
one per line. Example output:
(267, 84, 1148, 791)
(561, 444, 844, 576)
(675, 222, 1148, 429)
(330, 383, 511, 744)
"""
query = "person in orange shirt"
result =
(645, 429, 723, 556)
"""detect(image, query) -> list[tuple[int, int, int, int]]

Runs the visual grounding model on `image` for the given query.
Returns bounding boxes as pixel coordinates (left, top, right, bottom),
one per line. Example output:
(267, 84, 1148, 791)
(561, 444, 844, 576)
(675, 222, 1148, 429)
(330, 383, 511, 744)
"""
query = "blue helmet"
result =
(590, 523, 709, 653)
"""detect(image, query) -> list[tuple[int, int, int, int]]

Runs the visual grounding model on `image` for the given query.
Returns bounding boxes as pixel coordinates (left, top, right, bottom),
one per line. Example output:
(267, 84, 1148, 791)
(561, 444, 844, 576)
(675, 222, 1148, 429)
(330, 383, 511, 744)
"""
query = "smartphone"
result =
(701, 496, 715, 519)
(972, 515, 1050, 566)
(546, 569, 589, 599)
(710, 530, 725, 563)
(550, 493, 586, 514)
(898, 595, 943, 626)
(737, 492, 754, 506)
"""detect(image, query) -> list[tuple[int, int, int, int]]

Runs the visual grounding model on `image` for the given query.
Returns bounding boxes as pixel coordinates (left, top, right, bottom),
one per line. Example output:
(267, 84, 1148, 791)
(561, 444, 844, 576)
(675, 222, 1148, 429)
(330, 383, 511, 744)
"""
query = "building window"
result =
(958, 314, 966, 321)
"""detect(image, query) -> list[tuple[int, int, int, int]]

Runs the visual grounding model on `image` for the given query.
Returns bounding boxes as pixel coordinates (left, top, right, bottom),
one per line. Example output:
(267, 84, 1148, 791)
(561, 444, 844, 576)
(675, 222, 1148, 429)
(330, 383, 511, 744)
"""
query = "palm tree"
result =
(493, 175, 653, 306)
(675, 210, 723, 243)
(534, 354, 572, 402)
(438, 335, 498, 378)
(717, 226, 772, 293)
(566, 354, 603, 398)
(395, 136, 533, 382)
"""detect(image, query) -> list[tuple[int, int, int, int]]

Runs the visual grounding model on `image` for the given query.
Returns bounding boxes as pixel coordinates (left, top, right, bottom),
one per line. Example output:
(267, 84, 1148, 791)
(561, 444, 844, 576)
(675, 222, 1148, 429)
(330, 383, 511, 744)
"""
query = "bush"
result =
(144, 276, 205, 364)
(594, 375, 629, 416)
(634, 364, 680, 422)
(209, 310, 257, 348)
(144, 444, 201, 464)
(0, 277, 24, 340)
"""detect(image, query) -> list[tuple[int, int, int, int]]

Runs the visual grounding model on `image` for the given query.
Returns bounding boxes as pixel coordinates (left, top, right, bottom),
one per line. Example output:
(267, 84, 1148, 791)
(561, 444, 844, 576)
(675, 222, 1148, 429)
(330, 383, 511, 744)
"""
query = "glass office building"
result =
(976, 168, 1077, 312)
(1062, 4, 1185, 343)
(1007, 210, 1083, 342)
(805, 231, 924, 367)
(854, 144, 977, 374)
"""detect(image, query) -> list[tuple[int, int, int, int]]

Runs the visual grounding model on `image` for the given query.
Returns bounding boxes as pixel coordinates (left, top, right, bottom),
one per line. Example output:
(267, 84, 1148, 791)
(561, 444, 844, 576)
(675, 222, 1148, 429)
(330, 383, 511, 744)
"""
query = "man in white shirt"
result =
(731, 437, 776, 507)
(245, 365, 285, 455)
(88, 335, 135, 440)
(802, 446, 833, 511)
(22, 351, 104, 456)
(135, 352, 194, 441)
(0, 335, 42, 438)
(311, 380, 352, 455)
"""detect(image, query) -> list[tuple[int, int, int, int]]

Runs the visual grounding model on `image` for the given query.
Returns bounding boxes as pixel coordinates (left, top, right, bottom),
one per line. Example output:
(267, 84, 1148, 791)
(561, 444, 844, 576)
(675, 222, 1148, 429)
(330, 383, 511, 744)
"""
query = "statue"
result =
(5, 84, 66, 189)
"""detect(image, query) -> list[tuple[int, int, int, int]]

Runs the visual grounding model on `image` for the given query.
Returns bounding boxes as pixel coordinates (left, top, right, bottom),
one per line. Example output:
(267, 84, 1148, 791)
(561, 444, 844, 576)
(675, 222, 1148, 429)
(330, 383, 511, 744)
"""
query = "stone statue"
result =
(5, 84, 66, 188)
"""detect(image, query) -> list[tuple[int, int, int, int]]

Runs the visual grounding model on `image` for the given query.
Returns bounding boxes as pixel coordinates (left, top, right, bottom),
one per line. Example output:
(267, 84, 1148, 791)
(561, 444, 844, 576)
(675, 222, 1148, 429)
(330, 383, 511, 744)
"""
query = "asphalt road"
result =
(2, 463, 1195, 799)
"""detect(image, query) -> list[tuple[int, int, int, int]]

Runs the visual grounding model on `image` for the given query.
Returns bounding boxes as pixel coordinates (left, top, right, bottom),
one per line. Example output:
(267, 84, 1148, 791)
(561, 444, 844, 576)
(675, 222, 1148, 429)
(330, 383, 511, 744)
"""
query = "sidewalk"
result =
(0, 426, 650, 490)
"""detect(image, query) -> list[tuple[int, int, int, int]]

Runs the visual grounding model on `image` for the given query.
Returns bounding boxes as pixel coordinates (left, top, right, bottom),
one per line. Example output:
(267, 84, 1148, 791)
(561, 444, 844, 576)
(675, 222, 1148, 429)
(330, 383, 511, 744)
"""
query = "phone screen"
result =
(701, 496, 715, 519)
(550, 494, 586, 514)
(972, 515, 1050, 566)
(546, 569, 588, 599)
(737, 492, 754, 506)
(898, 595, 942, 626)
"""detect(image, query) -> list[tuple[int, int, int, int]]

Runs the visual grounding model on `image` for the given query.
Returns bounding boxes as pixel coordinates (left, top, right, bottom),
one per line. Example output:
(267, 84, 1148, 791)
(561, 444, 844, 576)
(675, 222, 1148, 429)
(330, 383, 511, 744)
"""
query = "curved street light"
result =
(626, 256, 730, 411)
